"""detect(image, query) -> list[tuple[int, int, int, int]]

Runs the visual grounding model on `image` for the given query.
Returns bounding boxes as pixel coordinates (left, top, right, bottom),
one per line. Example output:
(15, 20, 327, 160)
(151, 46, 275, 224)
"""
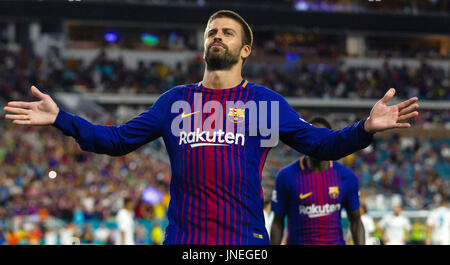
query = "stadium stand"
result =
(0, 0, 448, 245)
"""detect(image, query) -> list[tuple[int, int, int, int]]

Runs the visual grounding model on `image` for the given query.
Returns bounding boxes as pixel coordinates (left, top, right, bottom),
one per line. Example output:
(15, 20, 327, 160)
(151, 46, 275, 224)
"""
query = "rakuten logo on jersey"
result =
(179, 128, 245, 148)
(170, 92, 280, 148)
(299, 203, 341, 218)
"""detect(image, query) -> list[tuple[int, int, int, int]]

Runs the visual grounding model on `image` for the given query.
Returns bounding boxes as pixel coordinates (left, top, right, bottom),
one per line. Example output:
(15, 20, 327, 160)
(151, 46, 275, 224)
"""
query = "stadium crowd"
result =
(0, 46, 449, 102)
(0, 119, 171, 245)
(0, 44, 448, 245)
(0, 109, 448, 244)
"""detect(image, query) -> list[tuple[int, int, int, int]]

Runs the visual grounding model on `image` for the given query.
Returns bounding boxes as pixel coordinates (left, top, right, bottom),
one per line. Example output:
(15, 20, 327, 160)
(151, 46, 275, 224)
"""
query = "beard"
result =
(204, 42, 241, 71)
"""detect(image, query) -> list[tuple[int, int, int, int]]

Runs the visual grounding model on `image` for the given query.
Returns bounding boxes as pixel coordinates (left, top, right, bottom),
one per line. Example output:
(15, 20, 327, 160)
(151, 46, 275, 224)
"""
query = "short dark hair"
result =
(309, 117, 332, 130)
(361, 203, 367, 213)
(205, 10, 253, 64)
(124, 197, 133, 206)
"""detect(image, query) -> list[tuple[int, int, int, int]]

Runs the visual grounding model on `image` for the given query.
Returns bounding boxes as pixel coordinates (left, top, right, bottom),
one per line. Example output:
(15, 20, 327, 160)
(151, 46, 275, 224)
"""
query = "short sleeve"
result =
(365, 217, 375, 234)
(343, 167, 361, 212)
(271, 168, 290, 216)
(404, 217, 411, 231)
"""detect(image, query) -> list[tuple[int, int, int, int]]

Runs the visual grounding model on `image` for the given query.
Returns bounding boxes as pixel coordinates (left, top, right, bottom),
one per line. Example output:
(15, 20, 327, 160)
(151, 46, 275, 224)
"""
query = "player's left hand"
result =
(364, 88, 419, 133)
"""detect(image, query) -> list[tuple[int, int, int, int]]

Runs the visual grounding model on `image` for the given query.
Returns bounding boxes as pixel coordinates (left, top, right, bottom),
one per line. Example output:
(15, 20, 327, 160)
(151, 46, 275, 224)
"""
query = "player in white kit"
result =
(379, 205, 411, 245)
(426, 200, 450, 245)
(116, 197, 136, 245)
(360, 204, 378, 245)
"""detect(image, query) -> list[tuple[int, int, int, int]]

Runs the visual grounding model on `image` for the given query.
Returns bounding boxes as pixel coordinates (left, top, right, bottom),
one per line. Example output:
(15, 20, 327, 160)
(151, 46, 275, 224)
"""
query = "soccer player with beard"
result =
(3, 10, 419, 245)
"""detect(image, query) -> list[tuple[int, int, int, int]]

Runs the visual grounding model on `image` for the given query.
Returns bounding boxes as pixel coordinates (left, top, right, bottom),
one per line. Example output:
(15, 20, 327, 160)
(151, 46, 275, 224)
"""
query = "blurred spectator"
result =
(263, 200, 274, 239)
(426, 199, 450, 245)
(59, 223, 76, 245)
(0, 228, 6, 245)
(27, 223, 43, 245)
(152, 203, 166, 221)
(151, 221, 164, 245)
(360, 204, 377, 245)
(409, 218, 427, 245)
(43, 226, 58, 245)
(94, 222, 111, 245)
(106, 229, 116, 245)
(115, 197, 135, 245)
(6, 229, 19, 245)
(81, 224, 94, 244)
(135, 224, 149, 245)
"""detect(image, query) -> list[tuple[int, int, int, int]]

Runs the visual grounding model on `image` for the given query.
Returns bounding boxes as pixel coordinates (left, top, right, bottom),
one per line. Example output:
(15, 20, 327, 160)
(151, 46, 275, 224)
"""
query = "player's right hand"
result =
(3, 85, 60, 125)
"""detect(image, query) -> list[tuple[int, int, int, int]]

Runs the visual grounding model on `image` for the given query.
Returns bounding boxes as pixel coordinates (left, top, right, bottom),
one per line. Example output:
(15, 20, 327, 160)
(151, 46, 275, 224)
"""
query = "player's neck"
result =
(202, 64, 243, 90)
(306, 157, 329, 173)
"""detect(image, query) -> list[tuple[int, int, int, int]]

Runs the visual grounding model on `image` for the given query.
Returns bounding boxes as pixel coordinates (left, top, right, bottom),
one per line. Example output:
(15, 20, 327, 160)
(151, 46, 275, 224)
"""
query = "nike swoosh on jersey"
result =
(299, 192, 312, 199)
(181, 111, 199, 118)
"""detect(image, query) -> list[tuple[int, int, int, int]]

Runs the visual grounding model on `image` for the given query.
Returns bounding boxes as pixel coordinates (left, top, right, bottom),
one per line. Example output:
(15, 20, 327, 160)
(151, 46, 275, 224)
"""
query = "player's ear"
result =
(241, 44, 251, 61)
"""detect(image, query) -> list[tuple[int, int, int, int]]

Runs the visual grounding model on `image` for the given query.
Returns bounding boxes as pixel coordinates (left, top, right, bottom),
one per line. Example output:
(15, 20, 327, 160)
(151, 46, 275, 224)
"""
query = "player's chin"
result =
(206, 53, 225, 61)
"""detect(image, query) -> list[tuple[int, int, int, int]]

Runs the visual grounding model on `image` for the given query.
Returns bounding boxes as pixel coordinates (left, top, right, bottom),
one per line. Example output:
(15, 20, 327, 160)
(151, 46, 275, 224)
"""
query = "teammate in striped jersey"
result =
(4, 10, 419, 245)
(270, 117, 365, 245)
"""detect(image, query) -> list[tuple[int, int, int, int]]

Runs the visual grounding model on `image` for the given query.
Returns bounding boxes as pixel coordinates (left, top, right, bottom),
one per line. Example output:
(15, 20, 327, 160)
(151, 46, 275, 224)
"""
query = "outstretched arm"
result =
(4, 85, 60, 126)
(363, 88, 419, 133)
(277, 88, 419, 161)
(4, 86, 167, 156)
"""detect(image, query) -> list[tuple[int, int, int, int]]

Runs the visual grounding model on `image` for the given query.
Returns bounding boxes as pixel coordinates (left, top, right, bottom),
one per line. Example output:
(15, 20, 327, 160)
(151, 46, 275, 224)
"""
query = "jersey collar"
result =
(300, 156, 333, 172)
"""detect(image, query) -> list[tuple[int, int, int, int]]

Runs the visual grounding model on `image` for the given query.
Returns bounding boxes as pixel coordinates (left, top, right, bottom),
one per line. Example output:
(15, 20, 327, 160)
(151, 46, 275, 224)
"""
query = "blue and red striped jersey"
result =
(53, 80, 372, 245)
(271, 156, 360, 245)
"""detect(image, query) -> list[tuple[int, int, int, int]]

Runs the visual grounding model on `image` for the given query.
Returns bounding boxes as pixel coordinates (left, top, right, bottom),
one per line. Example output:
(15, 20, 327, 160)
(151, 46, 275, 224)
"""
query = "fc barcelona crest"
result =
(228, 108, 245, 123)
(328, 186, 339, 199)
